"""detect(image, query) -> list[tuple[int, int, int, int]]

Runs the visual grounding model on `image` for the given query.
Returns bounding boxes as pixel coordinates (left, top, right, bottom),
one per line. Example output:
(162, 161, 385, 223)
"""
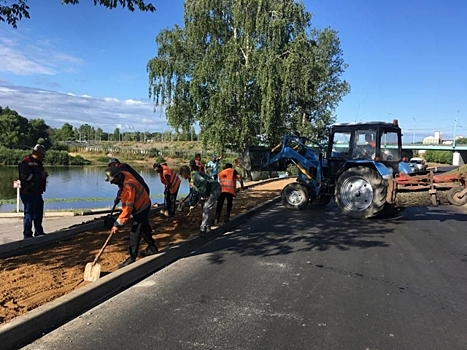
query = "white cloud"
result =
(0, 31, 84, 76)
(0, 82, 169, 132)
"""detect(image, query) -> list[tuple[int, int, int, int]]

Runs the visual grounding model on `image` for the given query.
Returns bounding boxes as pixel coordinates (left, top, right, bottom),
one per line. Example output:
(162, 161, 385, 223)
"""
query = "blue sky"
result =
(0, 0, 466, 142)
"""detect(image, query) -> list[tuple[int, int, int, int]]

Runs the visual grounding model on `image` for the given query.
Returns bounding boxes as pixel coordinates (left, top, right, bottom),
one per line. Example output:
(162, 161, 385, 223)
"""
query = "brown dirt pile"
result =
(0, 179, 294, 325)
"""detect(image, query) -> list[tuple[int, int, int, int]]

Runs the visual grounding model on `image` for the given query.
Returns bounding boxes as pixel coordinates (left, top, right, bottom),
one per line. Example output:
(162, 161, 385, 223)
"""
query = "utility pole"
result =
(412, 117, 416, 144)
(453, 110, 460, 148)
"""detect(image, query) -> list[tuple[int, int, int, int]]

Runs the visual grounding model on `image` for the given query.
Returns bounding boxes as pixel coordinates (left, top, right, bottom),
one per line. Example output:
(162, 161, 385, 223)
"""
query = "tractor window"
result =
(380, 131, 400, 161)
(353, 130, 376, 159)
(331, 132, 351, 159)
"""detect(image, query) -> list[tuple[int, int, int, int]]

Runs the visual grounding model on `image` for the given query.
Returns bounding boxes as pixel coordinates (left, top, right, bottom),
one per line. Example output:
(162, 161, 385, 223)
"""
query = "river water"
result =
(0, 166, 190, 213)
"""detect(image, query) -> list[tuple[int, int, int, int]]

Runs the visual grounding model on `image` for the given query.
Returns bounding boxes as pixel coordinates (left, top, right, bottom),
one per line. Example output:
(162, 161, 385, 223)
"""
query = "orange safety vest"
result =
(116, 171, 150, 226)
(159, 165, 181, 194)
(218, 168, 236, 196)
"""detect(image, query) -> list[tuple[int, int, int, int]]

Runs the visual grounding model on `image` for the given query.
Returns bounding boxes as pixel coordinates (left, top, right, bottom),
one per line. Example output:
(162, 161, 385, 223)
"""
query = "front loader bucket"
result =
(242, 146, 288, 172)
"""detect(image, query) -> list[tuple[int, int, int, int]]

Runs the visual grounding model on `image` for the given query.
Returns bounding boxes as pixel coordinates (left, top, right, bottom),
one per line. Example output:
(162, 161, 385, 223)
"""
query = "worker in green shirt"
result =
(179, 165, 221, 236)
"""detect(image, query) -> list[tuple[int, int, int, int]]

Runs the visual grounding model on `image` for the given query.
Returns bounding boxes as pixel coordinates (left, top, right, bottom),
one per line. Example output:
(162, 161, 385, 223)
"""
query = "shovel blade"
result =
(84, 262, 101, 282)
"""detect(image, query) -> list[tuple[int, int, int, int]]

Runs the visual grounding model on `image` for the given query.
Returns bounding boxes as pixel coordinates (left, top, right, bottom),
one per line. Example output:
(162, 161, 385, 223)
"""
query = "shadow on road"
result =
(195, 201, 467, 265)
(196, 202, 396, 264)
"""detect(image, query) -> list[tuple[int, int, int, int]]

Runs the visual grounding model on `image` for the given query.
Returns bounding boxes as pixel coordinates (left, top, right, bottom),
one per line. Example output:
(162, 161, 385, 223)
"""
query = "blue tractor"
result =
(246, 120, 410, 219)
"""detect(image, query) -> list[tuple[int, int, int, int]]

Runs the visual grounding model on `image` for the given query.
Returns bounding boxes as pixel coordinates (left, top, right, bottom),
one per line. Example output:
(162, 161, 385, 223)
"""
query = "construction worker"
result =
(108, 158, 150, 198)
(18, 144, 48, 239)
(105, 167, 159, 268)
(179, 165, 221, 236)
(215, 163, 244, 225)
(194, 153, 205, 173)
(207, 154, 223, 180)
(180, 159, 199, 209)
(153, 163, 181, 217)
(365, 133, 376, 148)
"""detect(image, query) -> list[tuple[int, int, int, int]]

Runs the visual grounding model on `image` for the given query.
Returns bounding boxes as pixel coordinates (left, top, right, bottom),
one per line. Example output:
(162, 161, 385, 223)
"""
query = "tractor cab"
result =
(327, 120, 402, 179)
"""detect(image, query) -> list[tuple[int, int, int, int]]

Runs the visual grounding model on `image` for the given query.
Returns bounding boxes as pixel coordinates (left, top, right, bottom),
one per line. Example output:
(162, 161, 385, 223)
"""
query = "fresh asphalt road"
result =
(24, 202, 467, 350)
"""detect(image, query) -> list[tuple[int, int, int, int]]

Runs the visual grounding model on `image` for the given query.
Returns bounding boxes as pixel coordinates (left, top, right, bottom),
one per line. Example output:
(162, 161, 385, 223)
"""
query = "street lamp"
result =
(453, 110, 460, 148)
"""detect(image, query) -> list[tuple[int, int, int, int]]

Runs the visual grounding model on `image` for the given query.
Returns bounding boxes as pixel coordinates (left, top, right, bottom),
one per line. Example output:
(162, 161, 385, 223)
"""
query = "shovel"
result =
(84, 231, 113, 282)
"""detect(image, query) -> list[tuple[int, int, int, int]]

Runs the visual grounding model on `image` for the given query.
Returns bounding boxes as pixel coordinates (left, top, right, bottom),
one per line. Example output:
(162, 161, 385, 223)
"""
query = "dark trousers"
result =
(20, 193, 44, 238)
(128, 206, 156, 258)
(165, 189, 179, 217)
(215, 192, 234, 219)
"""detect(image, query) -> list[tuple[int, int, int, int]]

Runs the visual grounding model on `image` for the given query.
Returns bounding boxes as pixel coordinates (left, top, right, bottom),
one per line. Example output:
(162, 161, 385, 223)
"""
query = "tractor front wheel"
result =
(281, 183, 309, 210)
(335, 166, 387, 219)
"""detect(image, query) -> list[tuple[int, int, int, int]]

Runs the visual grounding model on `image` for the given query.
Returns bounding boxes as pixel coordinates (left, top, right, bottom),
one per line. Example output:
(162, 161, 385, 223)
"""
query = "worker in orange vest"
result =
(105, 167, 159, 269)
(214, 163, 244, 225)
(153, 163, 181, 218)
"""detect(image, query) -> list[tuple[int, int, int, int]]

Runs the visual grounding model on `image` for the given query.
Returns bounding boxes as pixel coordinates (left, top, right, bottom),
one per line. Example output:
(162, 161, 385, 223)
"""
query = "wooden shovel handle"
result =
(92, 232, 113, 266)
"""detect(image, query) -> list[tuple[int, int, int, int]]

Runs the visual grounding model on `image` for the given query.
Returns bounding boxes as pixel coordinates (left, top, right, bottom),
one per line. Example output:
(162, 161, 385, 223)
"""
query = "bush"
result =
(424, 150, 452, 164)
(50, 142, 69, 151)
(96, 156, 110, 163)
(69, 155, 91, 165)
(45, 150, 70, 165)
(148, 148, 159, 157)
(0, 147, 27, 165)
(155, 155, 166, 164)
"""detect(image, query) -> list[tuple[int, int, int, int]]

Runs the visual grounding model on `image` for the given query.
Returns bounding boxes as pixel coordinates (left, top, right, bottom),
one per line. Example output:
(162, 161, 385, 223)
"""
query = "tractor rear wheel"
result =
(335, 166, 387, 219)
(447, 186, 467, 206)
(281, 183, 309, 210)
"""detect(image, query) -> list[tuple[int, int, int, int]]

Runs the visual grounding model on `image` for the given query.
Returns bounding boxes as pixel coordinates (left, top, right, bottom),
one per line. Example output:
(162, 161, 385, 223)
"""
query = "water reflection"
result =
(0, 166, 189, 212)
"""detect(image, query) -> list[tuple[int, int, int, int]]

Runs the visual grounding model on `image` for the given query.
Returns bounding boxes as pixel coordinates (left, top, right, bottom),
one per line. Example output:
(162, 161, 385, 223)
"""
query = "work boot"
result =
(141, 244, 159, 257)
(117, 256, 135, 269)
(34, 232, 46, 237)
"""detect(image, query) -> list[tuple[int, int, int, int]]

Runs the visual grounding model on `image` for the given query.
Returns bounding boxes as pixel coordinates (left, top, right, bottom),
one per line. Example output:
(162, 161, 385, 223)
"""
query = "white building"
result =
(423, 131, 442, 144)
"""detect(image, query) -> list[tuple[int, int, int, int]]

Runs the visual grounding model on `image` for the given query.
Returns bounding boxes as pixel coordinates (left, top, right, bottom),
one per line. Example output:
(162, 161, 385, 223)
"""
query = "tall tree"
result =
(113, 127, 121, 142)
(147, 0, 350, 152)
(29, 118, 52, 148)
(0, 106, 30, 148)
(1, 0, 155, 29)
(57, 123, 75, 141)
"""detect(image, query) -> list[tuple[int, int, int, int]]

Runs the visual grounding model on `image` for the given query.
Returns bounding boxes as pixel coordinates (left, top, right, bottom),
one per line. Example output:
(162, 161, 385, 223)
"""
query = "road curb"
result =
(0, 217, 106, 259)
(0, 195, 281, 350)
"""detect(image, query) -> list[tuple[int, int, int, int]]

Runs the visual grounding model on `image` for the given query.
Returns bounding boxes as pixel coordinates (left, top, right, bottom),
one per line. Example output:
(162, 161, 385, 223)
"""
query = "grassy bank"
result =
(69, 140, 239, 169)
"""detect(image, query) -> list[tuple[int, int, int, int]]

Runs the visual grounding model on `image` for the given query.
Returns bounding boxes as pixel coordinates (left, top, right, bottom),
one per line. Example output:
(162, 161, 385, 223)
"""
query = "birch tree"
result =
(147, 0, 349, 152)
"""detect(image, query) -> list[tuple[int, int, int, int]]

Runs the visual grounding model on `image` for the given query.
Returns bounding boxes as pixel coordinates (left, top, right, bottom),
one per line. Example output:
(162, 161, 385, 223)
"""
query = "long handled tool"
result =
(84, 232, 113, 282)
(182, 206, 195, 222)
(103, 199, 118, 229)
(83, 200, 118, 282)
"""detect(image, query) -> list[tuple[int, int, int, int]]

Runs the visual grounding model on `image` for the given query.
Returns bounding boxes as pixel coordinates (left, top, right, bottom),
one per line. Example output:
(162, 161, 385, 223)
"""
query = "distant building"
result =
(423, 131, 442, 144)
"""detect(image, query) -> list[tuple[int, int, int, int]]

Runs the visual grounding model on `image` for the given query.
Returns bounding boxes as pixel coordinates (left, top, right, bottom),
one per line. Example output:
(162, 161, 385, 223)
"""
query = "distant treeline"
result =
(0, 147, 90, 166)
